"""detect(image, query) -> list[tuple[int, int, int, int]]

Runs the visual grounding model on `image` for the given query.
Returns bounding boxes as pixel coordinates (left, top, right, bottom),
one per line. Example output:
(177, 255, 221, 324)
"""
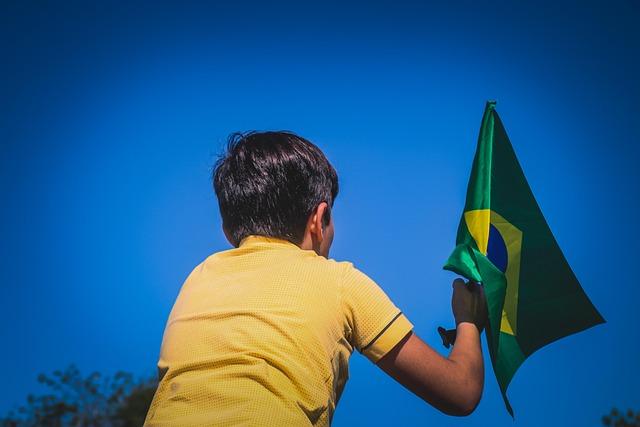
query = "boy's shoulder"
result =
(191, 244, 365, 286)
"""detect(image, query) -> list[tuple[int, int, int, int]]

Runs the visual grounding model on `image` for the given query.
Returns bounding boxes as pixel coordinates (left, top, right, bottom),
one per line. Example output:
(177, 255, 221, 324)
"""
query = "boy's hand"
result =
(451, 279, 487, 332)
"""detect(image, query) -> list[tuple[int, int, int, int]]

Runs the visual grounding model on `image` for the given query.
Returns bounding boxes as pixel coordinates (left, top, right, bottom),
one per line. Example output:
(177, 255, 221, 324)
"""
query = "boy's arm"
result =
(376, 279, 485, 416)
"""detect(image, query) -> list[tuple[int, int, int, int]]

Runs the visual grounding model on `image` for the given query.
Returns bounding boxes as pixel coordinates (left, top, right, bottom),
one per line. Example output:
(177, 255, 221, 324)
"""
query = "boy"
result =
(143, 131, 486, 426)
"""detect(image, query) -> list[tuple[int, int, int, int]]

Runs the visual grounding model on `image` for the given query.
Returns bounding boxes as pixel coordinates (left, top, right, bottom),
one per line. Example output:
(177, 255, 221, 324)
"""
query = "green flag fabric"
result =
(444, 101, 605, 416)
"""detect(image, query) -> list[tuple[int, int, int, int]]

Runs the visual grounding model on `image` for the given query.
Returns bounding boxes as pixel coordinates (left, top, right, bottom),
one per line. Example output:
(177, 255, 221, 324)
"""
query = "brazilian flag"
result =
(444, 101, 605, 416)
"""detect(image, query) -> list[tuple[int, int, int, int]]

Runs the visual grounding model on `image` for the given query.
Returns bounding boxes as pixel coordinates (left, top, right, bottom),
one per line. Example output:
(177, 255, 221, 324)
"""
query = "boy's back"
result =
(144, 235, 413, 426)
(144, 130, 486, 425)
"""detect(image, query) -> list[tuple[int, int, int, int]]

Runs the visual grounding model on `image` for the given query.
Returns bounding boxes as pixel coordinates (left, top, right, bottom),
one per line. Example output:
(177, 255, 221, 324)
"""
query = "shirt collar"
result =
(238, 235, 300, 249)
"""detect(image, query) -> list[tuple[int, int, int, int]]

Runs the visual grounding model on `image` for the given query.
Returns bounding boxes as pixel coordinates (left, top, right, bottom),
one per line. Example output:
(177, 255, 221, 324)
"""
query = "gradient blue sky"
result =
(1, 1, 639, 425)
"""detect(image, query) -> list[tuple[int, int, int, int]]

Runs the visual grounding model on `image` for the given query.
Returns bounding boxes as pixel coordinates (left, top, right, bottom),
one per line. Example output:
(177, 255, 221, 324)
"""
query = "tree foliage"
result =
(1, 365, 157, 427)
(603, 408, 640, 427)
(7, 366, 634, 426)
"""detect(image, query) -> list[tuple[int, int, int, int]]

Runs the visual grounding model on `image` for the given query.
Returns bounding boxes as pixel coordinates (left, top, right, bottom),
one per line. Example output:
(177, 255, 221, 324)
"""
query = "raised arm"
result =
(376, 279, 486, 416)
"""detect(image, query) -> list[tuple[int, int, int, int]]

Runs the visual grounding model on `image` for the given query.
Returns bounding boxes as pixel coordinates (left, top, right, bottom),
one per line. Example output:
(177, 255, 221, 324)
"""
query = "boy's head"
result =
(212, 131, 339, 256)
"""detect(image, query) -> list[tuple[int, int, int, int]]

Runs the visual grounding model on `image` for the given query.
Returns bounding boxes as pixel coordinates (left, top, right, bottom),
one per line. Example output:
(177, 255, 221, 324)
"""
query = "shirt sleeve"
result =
(340, 262, 414, 363)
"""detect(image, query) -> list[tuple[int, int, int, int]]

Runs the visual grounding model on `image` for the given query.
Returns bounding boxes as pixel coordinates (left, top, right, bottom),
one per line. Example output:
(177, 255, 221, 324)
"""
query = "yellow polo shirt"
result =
(144, 235, 413, 426)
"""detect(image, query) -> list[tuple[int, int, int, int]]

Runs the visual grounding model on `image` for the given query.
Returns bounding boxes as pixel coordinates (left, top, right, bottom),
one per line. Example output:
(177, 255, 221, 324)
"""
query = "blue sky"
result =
(1, 1, 638, 425)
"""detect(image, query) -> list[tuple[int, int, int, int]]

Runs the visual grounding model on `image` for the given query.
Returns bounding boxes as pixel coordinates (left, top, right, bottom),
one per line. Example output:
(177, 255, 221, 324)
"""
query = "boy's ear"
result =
(308, 202, 329, 238)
